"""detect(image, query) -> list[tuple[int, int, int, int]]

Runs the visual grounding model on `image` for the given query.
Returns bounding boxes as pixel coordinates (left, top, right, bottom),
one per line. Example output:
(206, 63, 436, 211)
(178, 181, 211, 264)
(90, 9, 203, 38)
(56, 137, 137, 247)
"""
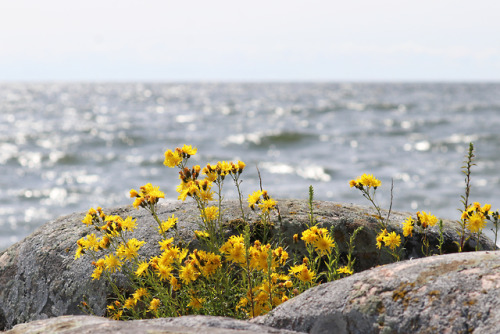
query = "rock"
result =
(0, 199, 496, 330)
(252, 250, 500, 334)
(4, 315, 303, 334)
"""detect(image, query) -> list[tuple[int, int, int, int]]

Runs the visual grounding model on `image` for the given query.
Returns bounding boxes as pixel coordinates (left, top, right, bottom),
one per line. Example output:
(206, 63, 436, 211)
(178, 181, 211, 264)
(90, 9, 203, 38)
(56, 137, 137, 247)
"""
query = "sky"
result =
(1, 0, 499, 82)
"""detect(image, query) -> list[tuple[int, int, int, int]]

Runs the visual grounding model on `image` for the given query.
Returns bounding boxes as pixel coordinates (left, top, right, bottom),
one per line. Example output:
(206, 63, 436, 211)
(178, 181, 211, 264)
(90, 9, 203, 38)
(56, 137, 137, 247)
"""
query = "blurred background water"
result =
(1, 82, 499, 250)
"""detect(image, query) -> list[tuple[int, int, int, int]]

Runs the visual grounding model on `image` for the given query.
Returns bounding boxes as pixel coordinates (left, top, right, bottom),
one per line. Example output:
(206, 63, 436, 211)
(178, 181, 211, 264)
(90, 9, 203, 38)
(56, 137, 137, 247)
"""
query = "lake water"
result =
(1, 82, 500, 250)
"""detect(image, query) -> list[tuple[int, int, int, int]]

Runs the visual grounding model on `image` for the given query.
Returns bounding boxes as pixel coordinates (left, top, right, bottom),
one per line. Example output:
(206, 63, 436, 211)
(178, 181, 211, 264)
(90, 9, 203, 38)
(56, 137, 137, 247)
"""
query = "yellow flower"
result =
(142, 183, 165, 203)
(467, 212, 486, 233)
(149, 298, 161, 312)
(258, 198, 277, 213)
(313, 234, 335, 255)
(158, 248, 177, 267)
(482, 204, 492, 215)
(289, 263, 316, 282)
(248, 190, 263, 209)
(194, 230, 210, 239)
(111, 310, 123, 320)
(95, 258, 105, 268)
(132, 196, 145, 209)
(349, 179, 359, 188)
(116, 238, 145, 261)
(301, 228, 319, 245)
(192, 250, 221, 277)
(104, 253, 122, 273)
(383, 231, 401, 251)
(91, 266, 103, 280)
(132, 288, 148, 301)
(124, 297, 137, 309)
(82, 214, 93, 226)
(156, 264, 173, 281)
(199, 187, 214, 202)
(219, 235, 245, 261)
(361, 174, 381, 188)
(158, 237, 174, 251)
(417, 211, 438, 228)
(297, 267, 315, 282)
(402, 216, 414, 237)
(181, 144, 197, 156)
(179, 262, 199, 284)
(158, 215, 178, 235)
(273, 246, 289, 265)
(164, 149, 183, 168)
(217, 161, 232, 176)
(135, 261, 149, 277)
(187, 296, 205, 310)
(131, 183, 165, 208)
(120, 216, 137, 232)
(237, 160, 246, 173)
(74, 246, 84, 260)
(376, 229, 387, 249)
(83, 233, 100, 251)
(170, 276, 181, 291)
(227, 242, 246, 264)
(201, 206, 219, 221)
(249, 244, 270, 271)
(337, 266, 353, 276)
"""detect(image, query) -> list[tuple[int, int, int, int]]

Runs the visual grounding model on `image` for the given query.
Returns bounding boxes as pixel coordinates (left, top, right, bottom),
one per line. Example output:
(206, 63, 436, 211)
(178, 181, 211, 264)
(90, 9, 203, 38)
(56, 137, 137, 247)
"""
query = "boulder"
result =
(252, 250, 500, 334)
(0, 199, 496, 330)
(4, 315, 302, 334)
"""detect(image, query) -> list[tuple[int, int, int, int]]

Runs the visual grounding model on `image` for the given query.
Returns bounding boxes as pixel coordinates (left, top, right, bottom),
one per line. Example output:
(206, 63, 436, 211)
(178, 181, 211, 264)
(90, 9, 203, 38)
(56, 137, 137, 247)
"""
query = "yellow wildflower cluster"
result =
(289, 260, 316, 283)
(416, 211, 438, 229)
(78, 145, 367, 321)
(75, 208, 138, 260)
(376, 229, 401, 251)
(247, 241, 289, 272)
(237, 274, 292, 317)
(164, 145, 197, 168)
(219, 235, 246, 264)
(76, 208, 144, 281)
(349, 173, 381, 189)
(402, 216, 414, 237)
(130, 183, 165, 209)
(187, 295, 205, 310)
(462, 202, 491, 233)
(247, 190, 277, 213)
(202, 160, 246, 181)
(301, 226, 335, 256)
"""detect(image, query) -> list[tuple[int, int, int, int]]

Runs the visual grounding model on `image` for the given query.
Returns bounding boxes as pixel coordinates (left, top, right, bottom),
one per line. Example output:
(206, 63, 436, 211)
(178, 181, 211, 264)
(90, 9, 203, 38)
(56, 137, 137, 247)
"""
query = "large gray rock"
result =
(0, 199, 496, 330)
(252, 250, 500, 334)
(4, 315, 303, 334)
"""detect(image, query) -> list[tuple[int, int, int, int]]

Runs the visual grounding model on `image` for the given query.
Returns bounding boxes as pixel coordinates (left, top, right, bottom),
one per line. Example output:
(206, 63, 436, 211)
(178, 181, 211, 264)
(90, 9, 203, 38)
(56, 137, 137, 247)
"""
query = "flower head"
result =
(467, 211, 487, 233)
(181, 145, 197, 157)
(164, 149, 183, 168)
(350, 174, 381, 189)
(187, 296, 205, 310)
(149, 298, 161, 312)
(417, 211, 438, 229)
(337, 266, 354, 276)
(402, 216, 414, 237)
(248, 190, 263, 209)
(376, 229, 388, 249)
(383, 231, 401, 251)
(135, 261, 149, 277)
(201, 206, 219, 221)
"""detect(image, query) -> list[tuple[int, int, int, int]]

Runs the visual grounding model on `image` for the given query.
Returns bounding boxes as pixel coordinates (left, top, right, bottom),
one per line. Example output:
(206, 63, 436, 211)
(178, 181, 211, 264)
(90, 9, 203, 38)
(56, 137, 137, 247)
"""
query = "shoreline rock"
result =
(0, 200, 496, 330)
(4, 315, 303, 334)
